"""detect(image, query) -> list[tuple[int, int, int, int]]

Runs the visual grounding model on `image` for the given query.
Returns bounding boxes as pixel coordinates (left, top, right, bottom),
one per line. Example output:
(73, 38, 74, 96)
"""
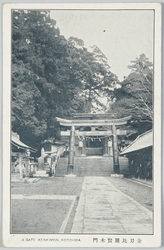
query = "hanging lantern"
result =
(108, 141, 112, 147)
(79, 141, 83, 147)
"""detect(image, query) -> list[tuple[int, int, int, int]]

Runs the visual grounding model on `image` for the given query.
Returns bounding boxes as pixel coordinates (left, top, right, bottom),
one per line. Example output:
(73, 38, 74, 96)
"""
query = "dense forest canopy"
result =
(12, 10, 118, 151)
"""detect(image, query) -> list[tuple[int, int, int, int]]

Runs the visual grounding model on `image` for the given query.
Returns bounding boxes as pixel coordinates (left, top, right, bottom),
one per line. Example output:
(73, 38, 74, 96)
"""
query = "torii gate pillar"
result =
(68, 125, 75, 174)
(112, 124, 120, 174)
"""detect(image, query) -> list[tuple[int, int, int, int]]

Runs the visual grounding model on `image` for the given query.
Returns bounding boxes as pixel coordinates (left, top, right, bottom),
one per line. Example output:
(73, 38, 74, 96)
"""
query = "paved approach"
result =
(71, 177, 153, 234)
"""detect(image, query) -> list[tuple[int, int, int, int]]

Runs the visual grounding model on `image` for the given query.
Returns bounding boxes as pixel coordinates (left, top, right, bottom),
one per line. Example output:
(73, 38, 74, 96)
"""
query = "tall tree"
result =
(111, 54, 153, 135)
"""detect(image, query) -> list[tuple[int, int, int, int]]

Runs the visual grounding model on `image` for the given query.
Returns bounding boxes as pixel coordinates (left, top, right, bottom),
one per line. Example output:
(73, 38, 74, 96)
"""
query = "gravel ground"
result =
(11, 177, 84, 234)
(11, 177, 84, 196)
(106, 177, 153, 212)
(11, 199, 72, 234)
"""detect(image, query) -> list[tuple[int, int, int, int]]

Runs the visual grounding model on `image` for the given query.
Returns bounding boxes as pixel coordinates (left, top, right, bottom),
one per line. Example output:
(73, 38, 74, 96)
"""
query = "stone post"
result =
(112, 125, 120, 174)
(81, 138, 86, 156)
(19, 153, 23, 180)
(26, 149, 31, 176)
(68, 126, 75, 174)
(103, 137, 108, 156)
(47, 154, 52, 176)
(108, 140, 113, 156)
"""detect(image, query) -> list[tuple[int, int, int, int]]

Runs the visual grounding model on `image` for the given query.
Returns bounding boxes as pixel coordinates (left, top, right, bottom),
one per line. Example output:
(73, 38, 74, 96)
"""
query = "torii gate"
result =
(56, 115, 131, 175)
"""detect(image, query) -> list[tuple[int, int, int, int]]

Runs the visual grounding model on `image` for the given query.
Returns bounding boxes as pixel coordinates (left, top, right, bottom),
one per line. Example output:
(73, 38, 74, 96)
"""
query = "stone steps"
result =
(35, 170, 47, 174)
(33, 170, 49, 178)
(55, 157, 114, 177)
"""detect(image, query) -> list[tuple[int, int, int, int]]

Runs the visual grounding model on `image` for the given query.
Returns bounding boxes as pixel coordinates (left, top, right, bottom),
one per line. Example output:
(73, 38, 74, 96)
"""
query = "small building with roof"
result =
(120, 130, 153, 180)
(12, 132, 37, 180)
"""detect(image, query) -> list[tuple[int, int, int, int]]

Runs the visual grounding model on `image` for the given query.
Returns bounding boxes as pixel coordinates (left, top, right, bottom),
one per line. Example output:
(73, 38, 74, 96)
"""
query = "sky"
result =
(50, 10, 154, 81)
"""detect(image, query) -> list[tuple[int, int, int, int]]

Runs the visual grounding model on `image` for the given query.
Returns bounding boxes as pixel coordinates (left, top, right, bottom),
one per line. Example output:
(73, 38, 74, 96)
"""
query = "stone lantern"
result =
(43, 139, 54, 176)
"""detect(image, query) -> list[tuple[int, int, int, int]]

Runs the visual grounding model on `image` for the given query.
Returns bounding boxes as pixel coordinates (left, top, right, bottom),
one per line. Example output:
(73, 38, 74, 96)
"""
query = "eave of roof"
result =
(12, 135, 37, 152)
(120, 129, 153, 155)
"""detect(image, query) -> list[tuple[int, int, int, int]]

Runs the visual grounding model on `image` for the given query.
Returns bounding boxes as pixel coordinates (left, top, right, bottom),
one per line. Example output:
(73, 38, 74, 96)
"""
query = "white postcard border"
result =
(2, 3, 162, 247)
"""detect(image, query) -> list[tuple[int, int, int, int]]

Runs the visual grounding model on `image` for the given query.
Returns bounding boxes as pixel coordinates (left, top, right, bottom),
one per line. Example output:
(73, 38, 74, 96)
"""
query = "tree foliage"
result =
(111, 54, 153, 135)
(12, 10, 117, 150)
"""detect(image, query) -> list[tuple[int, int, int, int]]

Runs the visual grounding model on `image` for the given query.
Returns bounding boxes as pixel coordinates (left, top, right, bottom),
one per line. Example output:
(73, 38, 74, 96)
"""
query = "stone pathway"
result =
(71, 177, 153, 234)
